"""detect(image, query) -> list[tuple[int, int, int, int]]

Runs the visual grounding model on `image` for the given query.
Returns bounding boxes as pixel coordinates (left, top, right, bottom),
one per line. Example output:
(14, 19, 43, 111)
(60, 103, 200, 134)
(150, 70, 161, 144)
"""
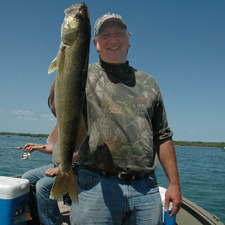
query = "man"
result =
(70, 13, 182, 225)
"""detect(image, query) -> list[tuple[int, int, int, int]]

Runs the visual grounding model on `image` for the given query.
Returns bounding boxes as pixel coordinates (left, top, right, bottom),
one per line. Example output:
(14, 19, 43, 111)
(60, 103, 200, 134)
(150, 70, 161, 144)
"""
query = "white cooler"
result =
(0, 176, 30, 225)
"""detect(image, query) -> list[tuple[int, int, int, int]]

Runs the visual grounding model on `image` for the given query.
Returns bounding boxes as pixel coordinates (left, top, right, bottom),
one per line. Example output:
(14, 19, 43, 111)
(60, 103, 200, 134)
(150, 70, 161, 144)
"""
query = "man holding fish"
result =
(46, 2, 182, 224)
(68, 10, 182, 225)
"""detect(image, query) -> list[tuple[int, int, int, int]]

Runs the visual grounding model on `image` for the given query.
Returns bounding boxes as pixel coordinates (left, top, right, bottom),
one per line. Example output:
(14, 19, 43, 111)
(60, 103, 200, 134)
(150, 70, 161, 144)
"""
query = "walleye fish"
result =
(48, 2, 90, 203)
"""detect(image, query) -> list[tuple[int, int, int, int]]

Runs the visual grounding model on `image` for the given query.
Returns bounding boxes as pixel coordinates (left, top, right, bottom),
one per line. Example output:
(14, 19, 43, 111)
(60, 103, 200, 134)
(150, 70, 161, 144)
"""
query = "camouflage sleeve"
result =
(152, 91, 173, 144)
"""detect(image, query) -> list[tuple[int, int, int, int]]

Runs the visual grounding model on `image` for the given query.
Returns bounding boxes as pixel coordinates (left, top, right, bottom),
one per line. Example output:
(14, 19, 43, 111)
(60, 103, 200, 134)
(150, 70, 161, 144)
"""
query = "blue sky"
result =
(0, 0, 224, 142)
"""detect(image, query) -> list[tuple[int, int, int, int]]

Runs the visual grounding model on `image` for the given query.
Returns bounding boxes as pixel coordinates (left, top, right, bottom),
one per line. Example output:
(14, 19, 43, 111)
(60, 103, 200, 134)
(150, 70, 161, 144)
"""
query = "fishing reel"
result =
(21, 152, 31, 160)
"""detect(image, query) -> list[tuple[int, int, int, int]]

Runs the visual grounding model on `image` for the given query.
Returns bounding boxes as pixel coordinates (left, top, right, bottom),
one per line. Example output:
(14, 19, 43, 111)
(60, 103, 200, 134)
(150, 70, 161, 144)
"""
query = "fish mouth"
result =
(64, 2, 88, 15)
(61, 2, 90, 44)
(63, 2, 89, 29)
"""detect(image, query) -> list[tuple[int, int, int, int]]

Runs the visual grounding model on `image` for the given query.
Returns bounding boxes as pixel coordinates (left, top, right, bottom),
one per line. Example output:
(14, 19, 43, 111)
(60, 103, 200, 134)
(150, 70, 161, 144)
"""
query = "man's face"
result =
(94, 21, 130, 64)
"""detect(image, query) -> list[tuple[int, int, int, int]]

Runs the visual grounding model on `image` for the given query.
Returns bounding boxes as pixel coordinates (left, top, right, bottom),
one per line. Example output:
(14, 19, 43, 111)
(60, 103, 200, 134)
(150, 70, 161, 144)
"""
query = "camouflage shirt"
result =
(78, 59, 173, 176)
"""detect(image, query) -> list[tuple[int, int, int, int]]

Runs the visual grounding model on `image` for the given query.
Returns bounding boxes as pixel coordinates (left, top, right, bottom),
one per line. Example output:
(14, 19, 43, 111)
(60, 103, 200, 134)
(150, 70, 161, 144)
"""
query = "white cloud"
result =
(12, 110, 35, 116)
(40, 113, 52, 118)
(12, 110, 37, 121)
(17, 116, 37, 121)
(40, 113, 56, 123)
(11, 110, 56, 125)
(49, 117, 56, 121)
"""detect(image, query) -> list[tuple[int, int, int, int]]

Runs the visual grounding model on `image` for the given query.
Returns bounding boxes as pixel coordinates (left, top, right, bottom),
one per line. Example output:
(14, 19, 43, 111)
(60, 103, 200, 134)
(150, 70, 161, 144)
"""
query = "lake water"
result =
(0, 135, 224, 223)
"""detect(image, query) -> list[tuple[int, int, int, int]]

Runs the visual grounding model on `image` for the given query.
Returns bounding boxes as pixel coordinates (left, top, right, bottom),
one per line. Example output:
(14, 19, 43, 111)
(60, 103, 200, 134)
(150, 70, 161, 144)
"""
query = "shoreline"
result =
(174, 145, 220, 149)
(0, 132, 224, 148)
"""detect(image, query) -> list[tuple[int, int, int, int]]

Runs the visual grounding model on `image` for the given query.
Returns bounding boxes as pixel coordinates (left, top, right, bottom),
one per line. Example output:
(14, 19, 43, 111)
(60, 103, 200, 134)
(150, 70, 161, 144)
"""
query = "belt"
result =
(81, 165, 145, 180)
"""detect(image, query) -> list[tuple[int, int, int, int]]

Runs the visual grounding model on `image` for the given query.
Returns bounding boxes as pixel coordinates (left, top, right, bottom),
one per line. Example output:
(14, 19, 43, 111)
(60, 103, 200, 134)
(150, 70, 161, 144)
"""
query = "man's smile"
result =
(108, 46, 120, 50)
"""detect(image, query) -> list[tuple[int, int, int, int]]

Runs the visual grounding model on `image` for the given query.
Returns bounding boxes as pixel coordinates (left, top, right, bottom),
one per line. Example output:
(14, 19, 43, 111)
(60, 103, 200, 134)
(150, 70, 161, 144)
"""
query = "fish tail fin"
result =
(50, 168, 78, 204)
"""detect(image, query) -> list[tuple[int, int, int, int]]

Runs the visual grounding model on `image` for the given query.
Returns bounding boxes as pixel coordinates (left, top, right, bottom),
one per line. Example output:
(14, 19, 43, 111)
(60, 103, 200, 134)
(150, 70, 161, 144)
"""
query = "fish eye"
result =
(75, 13, 82, 19)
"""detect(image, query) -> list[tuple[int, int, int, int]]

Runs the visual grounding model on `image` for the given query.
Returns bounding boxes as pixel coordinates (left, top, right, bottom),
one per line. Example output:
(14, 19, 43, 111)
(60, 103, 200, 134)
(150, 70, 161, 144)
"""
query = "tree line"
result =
(0, 132, 48, 138)
(0, 132, 224, 148)
(173, 141, 224, 148)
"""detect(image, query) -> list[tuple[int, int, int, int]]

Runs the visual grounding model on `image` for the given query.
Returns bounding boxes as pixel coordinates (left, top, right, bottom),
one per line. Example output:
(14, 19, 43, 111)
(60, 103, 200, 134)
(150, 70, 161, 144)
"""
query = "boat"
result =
(9, 176, 224, 225)
(159, 187, 223, 225)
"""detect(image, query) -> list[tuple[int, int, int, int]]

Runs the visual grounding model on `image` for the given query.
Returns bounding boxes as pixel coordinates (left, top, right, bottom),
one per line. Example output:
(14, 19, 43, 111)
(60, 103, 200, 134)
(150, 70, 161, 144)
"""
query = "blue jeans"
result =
(70, 168, 163, 225)
(22, 164, 62, 225)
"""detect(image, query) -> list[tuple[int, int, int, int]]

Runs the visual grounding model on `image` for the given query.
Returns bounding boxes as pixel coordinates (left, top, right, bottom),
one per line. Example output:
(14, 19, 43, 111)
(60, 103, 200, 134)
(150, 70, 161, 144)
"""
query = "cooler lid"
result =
(0, 176, 30, 199)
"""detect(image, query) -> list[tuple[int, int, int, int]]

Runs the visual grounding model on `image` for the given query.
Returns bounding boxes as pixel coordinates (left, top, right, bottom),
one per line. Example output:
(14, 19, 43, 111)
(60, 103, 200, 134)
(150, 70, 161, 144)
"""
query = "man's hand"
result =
(164, 184, 182, 218)
(156, 139, 183, 217)
(22, 143, 39, 153)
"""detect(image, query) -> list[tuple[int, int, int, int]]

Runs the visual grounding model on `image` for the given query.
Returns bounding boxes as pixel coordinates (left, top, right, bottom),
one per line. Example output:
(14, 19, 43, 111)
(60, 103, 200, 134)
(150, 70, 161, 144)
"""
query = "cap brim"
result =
(97, 18, 127, 35)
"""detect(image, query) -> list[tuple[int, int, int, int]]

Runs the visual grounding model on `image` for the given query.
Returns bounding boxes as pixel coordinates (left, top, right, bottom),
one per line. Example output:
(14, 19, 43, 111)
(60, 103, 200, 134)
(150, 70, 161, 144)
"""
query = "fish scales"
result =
(48, 2, 90, 203)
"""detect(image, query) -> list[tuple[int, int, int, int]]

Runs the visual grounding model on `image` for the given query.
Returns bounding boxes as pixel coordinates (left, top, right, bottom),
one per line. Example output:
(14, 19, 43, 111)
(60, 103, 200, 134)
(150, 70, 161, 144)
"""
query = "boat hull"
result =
(159, 187, 223, 225)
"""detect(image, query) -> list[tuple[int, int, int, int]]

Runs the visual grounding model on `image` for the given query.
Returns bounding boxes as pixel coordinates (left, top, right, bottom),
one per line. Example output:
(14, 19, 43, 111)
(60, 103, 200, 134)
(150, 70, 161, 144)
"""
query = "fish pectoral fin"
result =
(48, 57, 57, 74)
(50, 168, 78, 204)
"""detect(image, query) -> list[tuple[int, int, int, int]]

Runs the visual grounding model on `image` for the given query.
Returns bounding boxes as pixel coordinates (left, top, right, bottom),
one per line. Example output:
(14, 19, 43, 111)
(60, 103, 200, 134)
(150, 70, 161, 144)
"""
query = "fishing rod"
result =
(0, 146, 46, 150)
(0, 146, 46, 160)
